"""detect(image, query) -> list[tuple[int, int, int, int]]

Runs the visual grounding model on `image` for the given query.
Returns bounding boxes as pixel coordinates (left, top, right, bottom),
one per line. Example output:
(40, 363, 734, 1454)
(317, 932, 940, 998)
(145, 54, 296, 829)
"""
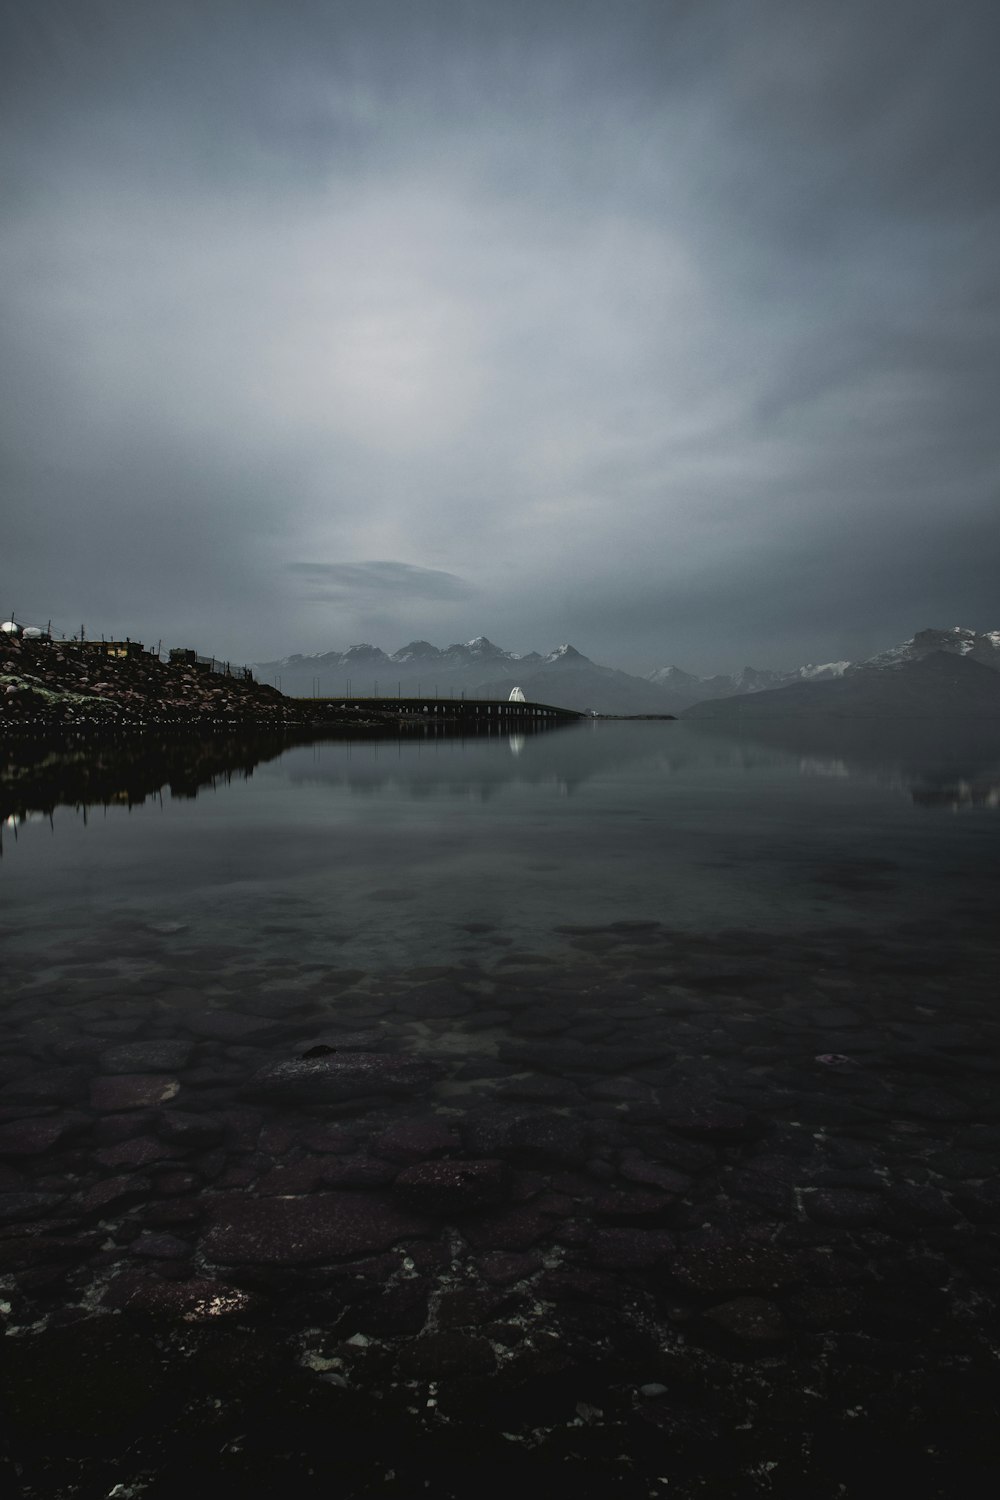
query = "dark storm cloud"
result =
(289, 560, 476, 604)
(1, 1, 997, 672)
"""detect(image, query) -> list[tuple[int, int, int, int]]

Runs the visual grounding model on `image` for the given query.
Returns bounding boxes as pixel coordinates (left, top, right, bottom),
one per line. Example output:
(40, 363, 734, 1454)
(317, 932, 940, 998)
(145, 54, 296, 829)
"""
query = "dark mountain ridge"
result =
(683, 651, 1000, 720)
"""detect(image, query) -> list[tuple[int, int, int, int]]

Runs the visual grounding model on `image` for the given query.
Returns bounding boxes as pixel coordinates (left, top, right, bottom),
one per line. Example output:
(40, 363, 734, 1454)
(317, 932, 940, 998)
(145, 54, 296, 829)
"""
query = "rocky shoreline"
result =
(2, 920, 999, 1495)
(0, 633, 397, 732)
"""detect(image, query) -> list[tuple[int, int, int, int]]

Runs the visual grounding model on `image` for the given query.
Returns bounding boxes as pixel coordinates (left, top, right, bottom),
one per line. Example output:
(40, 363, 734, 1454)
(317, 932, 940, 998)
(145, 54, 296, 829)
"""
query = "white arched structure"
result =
(508, 686, 526, 702)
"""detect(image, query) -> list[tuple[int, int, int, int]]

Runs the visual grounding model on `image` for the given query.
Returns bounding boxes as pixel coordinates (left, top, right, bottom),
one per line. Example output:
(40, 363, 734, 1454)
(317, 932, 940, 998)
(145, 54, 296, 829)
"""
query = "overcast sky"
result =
(2, 0, 997, 674)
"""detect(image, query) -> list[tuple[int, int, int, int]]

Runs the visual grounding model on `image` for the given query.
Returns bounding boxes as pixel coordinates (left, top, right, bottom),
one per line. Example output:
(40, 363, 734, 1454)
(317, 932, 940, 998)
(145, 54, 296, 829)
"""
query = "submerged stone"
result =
(395, 1159, 512, 1215)
(0, 1113, 89, 1156)
(90, 1074, 180, 1111)
(99, 1040, 193, 1074)
(702, 1297, 788, 1343)
(201, 1191, 432, 1264)
(239, 1053, 437, 1106)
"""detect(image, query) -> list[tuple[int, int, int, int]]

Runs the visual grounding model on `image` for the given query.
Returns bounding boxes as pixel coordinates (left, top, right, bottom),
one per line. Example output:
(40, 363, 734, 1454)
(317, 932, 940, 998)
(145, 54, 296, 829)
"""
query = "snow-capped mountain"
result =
(683, 627, 1000, 722)
(252, 636, 684, 714)
(647, 659, 849, 707)
(849, 626, 1000, 675)
(252, 626, 999, 718)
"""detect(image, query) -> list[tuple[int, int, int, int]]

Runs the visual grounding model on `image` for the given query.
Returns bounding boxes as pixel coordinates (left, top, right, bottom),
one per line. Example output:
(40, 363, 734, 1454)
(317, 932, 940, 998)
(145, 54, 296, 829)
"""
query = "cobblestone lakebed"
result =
(2, 727, 999, 1495)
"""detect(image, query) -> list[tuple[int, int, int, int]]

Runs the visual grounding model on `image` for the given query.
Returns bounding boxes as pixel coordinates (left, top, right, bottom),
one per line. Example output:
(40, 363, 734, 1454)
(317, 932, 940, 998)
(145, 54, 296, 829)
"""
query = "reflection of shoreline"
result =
(0, 722, 575, 829)
(692, 716, 1000, 811)
(0, 730, 295, 832)
(912, 781, 1000, 809)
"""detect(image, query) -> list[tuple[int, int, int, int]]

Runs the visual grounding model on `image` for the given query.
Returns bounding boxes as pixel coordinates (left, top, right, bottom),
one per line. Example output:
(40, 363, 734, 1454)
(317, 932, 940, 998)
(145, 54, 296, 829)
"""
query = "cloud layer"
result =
(2, 1, 997, 672)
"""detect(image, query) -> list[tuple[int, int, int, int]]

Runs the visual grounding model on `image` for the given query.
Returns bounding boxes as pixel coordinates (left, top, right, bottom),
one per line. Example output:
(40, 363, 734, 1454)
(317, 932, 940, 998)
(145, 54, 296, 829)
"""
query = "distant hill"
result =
(254, 624, 1000, 718)
(253, 637, 687, 716)
(683, 651, 1000, 720)
(647, 659, 850, 707)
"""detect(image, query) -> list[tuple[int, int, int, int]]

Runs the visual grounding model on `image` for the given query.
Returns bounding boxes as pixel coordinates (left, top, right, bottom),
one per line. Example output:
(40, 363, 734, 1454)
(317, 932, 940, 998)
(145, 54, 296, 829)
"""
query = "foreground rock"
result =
(201, 1192, 432, 1264)
(239, 1053, 438, 1106)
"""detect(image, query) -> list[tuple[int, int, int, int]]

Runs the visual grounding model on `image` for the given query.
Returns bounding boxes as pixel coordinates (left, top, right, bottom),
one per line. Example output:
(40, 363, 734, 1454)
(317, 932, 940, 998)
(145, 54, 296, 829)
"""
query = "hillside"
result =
(0, 633, 397, 731)
(683, 651, 1000, 721)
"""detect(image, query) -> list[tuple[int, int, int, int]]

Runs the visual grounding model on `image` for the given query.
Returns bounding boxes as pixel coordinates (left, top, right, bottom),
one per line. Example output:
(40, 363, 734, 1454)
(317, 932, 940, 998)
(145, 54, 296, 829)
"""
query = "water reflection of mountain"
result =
(276, 720, 686, 799)
(690, 716, 1000, 810)
(8, 718, 995, 835)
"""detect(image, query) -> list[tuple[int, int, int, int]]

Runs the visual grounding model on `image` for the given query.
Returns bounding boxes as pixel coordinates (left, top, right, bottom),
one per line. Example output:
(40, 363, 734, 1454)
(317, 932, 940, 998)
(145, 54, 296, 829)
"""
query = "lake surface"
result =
(2, 719, 1000, 1498)
(4, 718, 999, 982)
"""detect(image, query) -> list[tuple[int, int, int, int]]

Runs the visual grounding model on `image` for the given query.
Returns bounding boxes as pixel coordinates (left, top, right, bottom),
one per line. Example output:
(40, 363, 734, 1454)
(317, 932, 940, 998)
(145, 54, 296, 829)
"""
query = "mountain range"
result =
(253, 626, 1000, 718)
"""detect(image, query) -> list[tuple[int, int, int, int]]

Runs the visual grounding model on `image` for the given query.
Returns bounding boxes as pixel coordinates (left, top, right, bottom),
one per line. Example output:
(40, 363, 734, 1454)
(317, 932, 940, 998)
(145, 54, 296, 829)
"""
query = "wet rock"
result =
(93, 1112, 157, 1145)
(0, 1191, 66, 1224)
(298, 1124, 356, 1154)
(587, 1077, 660, 1105)
(887, 1183, 961, 1225)
(497, 1038, 668, 1075)
(103, 1273, 258, 1319)
(181, 1010, 284, 1043)
(394, 982, 474, 1019)
(633, 1132, 718, 1173)
(782, 1286, 863, 1330)
(436, 1285, 510, 1329)
(93, 1136, 180, 1170)
(668, 1233, 801, 1297)
(618, 1151, 691, 1194)
(593, 1189, 675, 1224)
(462, 1108, 588, 1166)
(396, 1330, 497, 1377)
(395, 1159, 511, 1215)
(239, 1053, 437, 1106)
(0, 1319, 177, 1440)
(478, 1250, 543, 1284)
(290, 1028, 386, 1056)
(255, 1159, 325, 1195)
(154, 1110, 226, 1148)
(344, 1280, 430, 1337)
(78, 1174, 153, 1217)
(951, 1179, 1000, 1225)
(493, 1075, 583, 1104)
(98, 1040, 193, 1074)
(153, 1171, 203, 1198)
(897, 1088, 977, 1123)
(319, 1155, 397, 1188)
(370, 1116, 461, 1163)
(201, 1192, 433, 1264)
(702, 1297, 788, 1344)
(924, 1149, 997, 1180)
(460, 1206, 552, 1251)
(0, 1067, 89, 1105)
(90, 1074, 180, 1111)
(462, 1007, 512, 1032)
(0, 1113, 89, 1157)
(586, 1228, 675, 1270)
(129, 1232, 193, 1259)
(804, 1188, 890, 1228)
(654, 1095, 762, 1141)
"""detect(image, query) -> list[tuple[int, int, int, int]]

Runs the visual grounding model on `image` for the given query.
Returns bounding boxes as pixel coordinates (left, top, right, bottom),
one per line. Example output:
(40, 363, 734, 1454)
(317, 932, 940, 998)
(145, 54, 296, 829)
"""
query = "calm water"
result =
(4, 718, 1000, 1497)
(2, 719, 998, 983)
